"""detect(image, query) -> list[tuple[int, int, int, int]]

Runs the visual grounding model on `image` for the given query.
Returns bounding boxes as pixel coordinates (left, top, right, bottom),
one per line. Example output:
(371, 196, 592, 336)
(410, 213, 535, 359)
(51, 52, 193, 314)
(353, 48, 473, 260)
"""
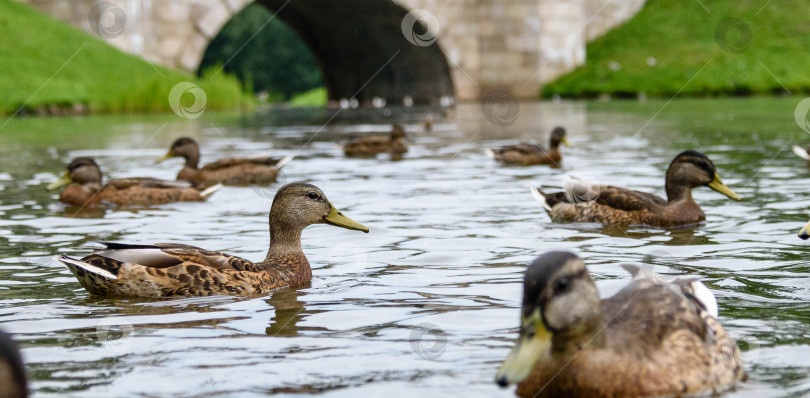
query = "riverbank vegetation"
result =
(544, 0, 810, 98)
(0, 0, 250, 116)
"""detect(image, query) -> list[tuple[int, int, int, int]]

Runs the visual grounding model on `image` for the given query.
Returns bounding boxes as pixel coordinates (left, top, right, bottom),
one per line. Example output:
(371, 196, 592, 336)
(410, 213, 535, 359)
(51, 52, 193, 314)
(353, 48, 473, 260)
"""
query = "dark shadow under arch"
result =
(257, 0, 455, 106)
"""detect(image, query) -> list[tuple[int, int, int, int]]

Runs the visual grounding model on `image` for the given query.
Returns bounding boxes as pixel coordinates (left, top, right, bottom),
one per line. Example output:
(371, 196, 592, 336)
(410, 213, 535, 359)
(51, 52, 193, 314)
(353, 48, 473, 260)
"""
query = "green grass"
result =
(543, 0, 810, 98)
(289, 87, 327, 107)
(0, 0, 251, 115)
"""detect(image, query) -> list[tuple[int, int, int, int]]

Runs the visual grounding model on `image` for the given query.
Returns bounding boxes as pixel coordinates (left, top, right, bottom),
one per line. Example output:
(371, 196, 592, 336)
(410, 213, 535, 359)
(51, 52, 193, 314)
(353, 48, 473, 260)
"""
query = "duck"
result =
(47, 157, 221, 208)
(495, 251, 745, 398)
(530, 150, 740, 227)
(157, 137, 294, 185)
(342, 124, 408, 159)
(486, 127, 570, 166)
(55, 182, 369, 297)
(0, 329, 28, 398)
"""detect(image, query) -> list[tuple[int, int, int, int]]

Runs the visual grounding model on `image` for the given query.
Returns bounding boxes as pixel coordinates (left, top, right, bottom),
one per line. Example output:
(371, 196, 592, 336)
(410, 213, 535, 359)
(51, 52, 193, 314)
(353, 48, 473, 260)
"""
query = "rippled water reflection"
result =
(1, 98, 809, 397)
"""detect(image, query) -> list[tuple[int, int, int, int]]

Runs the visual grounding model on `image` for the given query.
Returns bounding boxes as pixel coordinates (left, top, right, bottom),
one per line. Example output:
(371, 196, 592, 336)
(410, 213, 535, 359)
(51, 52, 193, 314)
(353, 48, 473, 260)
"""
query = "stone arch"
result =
(190, 0, 456, 106)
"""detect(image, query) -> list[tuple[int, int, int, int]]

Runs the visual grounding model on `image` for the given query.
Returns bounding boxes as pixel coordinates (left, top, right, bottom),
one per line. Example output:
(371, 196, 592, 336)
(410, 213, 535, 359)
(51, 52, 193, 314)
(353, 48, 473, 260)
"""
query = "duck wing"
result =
(87, 242, 257, 272)
(201, 155, 290, 171)
(106, 178, 195, 190)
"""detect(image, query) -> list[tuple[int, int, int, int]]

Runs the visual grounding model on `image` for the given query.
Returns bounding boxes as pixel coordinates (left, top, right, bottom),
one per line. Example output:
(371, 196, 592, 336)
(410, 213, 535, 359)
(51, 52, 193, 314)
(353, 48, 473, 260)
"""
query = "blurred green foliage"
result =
(198, 3, 324, 101)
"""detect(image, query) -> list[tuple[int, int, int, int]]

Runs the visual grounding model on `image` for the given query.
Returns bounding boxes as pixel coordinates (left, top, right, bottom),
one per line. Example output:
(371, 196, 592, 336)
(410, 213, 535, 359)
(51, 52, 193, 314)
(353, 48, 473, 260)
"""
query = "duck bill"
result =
(155, 151, 174, 164)
(495, 310, 552, 387)
(47, 173, 73, 190)
(799, 220, 810, 240)
(323, 204, 369, 233)
(561, 136, 571, 147)
(707, 173, 741, 201)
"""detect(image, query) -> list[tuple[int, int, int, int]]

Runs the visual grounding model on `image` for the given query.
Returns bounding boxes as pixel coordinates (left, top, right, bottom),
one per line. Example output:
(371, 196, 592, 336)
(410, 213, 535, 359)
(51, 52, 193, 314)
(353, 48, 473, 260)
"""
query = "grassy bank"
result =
(0, 0, 250, 116)
(544, 0, 810, 98)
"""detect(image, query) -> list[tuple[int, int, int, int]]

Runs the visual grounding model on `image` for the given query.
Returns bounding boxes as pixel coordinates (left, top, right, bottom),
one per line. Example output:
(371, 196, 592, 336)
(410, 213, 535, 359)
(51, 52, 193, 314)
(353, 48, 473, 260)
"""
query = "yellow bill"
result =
(323, 204, 369, 233)
(561, 136, 571, 147)
(155, 150, 174, 164)
(495, 309, 552, 387)
(47, 172, 73, 190)
(798, 220, 810, 240)
(707, 173, 741, 201)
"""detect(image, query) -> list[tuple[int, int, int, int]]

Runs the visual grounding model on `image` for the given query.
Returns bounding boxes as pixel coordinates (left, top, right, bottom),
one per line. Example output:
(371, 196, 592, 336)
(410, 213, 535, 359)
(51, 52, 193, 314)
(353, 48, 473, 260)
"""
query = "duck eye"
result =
(307, 192, 319, 200)
(555, 277, 570, 293)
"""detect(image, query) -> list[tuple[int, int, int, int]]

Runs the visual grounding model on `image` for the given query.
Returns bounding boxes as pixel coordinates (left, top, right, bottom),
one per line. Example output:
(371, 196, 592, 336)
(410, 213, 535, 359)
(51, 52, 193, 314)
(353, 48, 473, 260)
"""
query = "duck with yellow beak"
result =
(55, 183, 369, 297)
(485, 127, 571, 166)
(530, 150, 741, 227)
(496, 251, 745, 397)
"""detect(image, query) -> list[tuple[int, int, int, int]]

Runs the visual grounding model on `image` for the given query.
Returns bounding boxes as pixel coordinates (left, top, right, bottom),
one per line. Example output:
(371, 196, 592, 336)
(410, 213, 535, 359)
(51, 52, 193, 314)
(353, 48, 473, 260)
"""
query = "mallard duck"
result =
(55, 182, 369, 297)
(792, 145, 810, 162)
(530, 150, 740, 227)
(342, 124, 408, 159)
(496, 251, 744, 397)
(486, 127, 570, 166)
(0, 329, 28, 398)
(47, 157, 221, 208)
(157, 137, 294, 185)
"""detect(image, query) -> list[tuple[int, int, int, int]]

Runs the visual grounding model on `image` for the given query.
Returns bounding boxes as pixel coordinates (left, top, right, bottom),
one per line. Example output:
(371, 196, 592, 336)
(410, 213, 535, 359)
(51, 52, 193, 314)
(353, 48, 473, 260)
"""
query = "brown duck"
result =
(47, 157, 220, 208)
(56, 182, 369, 297)
(342, 124, 408, 159)
(157, 137, 293, 185)
(486, 127, 570, 166)
(496, 251, 745, 398)
(0, 329, 27, 398)
(531, 150, 741, 227)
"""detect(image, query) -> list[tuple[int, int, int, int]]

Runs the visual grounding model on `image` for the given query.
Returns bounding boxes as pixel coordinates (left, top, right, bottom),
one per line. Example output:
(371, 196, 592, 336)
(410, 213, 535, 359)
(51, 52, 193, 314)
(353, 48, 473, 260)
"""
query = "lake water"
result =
(0, 98, 808, 397)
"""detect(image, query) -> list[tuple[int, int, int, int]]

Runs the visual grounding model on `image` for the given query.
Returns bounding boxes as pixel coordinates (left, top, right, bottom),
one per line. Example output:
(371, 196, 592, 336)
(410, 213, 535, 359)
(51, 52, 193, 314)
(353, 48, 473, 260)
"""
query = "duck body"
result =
(343, 124, 408, 159)
(56, 183, 369, 297)
(532, 150, 740, 227)
(161, 137, 293, 186)
(487, 127, 569, 166)
(0, 330, 27, 398)
(59, 242, 310, 297)
(49, 158, 219, 208)
(489, 142, 561, 166)
(497, 252, 744, 397)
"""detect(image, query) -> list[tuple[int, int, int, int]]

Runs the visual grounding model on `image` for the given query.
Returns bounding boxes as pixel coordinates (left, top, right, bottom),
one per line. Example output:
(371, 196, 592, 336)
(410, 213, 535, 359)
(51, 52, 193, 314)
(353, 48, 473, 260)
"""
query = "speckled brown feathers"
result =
(534, 150, 741, 227)
(57, 183, 369, 298)
(162, 137, 292, 185)
(498, 252, 744, 398)
(488, 127, 568, 166)
(343, 124, 408, 159)
(50, 157, 217, 208)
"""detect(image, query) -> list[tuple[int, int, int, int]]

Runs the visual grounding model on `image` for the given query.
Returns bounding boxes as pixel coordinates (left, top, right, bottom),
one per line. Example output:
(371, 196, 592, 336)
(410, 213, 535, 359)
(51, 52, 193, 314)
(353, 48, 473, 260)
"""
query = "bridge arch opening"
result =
(201, 0, 456, 107)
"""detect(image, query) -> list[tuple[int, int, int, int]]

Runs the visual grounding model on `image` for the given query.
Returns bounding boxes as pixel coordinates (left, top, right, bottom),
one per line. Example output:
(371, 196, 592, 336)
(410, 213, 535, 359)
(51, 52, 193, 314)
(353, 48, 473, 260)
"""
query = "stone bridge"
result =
(19, 0, 644, 105)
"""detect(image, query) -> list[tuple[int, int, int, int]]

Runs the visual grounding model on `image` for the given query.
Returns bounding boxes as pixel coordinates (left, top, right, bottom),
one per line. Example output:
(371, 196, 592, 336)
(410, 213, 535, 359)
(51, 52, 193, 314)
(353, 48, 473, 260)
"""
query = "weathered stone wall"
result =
(15, 0, 644, 101)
